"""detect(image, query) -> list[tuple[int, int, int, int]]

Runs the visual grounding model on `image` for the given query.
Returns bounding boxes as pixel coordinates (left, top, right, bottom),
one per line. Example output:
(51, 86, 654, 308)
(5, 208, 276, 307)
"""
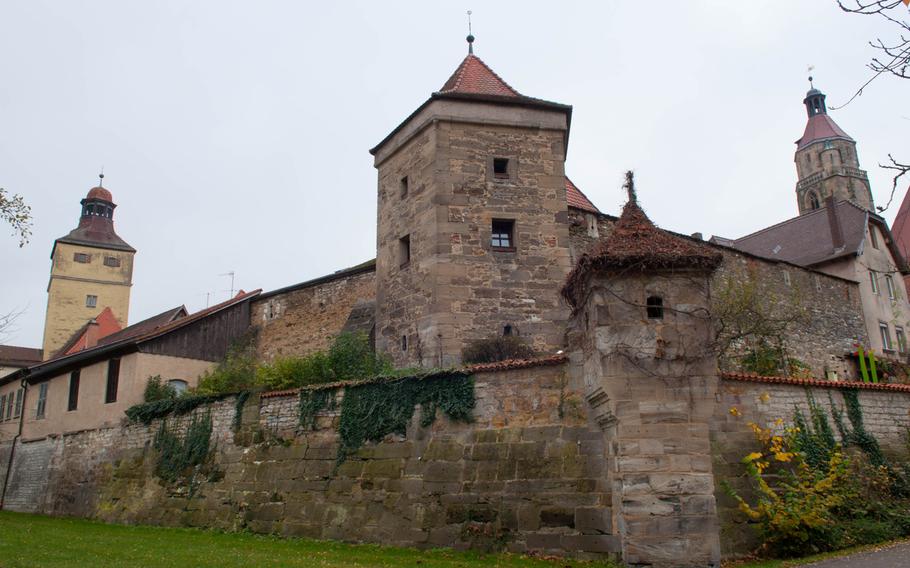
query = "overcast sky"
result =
(2, 1, 907, 348)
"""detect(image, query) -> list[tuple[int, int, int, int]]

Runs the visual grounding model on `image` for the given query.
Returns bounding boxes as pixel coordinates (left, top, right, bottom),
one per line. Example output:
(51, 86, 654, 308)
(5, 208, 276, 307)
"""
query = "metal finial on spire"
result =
(98, 167, 105, 188)
(808, 64, 815, 89)
(623, 170, 636, 203)
(466, 10, 474, 54)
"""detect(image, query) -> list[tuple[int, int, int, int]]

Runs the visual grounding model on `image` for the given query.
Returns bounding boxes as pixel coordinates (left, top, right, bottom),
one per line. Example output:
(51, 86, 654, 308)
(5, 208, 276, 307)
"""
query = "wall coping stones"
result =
(259, 355, 569, 399)
(721, 371, 910, 393)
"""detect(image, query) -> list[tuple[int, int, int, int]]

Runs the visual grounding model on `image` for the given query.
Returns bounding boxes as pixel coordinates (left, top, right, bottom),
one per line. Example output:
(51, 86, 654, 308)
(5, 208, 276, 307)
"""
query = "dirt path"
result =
(802, 541, 910, 568)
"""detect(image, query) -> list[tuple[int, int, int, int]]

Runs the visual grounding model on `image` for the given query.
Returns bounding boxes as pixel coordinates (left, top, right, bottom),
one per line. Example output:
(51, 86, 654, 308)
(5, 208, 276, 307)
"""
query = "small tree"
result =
(143, 375, 177, 402)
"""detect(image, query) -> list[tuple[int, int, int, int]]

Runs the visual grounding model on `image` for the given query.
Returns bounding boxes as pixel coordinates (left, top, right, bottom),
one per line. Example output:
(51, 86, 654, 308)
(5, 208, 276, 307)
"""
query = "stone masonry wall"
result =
(4, 364, 619, 561)
(252, 267, 376, 361)
(569, 218, 866, 379)
(712, 376, 910, 556)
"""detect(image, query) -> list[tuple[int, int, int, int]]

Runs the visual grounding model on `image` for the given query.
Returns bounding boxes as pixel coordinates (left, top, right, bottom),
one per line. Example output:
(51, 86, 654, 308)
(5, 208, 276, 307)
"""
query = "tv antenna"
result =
(219, 271, 235, 299)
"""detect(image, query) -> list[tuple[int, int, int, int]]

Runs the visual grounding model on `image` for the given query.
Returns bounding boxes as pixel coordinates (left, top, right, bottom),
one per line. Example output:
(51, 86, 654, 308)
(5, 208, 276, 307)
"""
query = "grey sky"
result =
(2, 1, 906, 348)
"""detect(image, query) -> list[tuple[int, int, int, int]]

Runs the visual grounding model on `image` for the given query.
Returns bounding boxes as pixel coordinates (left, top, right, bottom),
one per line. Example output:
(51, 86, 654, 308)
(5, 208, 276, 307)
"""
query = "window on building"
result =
(398, 235, 411, 268)
(869, 226, 880, 249)
(783, 271, 791, 286)
(86, 295, 98, 308)
(103, 256, 121, 267)
(0, 394, 6, 421)
(503, 325, 513, 336)
(886, 274, 896, 300)
(896, 327, 907, 354)
(401, 334, 408, 352)
(492, 158, 510, 179)
(73, 252, 91, 263)
(168, 379, 188, 396)
(646, 296, 664, 319)
(14, 388, 23, 418)
(400, 176, 409, 198)
(880, 322, 894, 351)
(6, 395, 12, 420)
(808, 192, 820, 210)
(491, 219, 515, 250)
(67, 370, 80, 411)
(105, 358, 121, 404)
(870, 271, 879, 294)
(36, 383, 48, 419)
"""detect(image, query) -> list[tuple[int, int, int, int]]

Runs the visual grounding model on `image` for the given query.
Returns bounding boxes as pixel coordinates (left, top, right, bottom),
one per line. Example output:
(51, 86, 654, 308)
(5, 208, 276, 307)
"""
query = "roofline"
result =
(796, 134, 854, 150)
(51, 236, 136, 258)
(257, 259, 376, 301)
(566, 177, 601, 214)
(369, 92, 573, 157)
(9, 290, 261, 384)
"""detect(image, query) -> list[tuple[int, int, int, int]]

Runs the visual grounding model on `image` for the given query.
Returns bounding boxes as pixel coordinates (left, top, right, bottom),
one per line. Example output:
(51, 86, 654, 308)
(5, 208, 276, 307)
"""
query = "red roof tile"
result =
(796, 113, 853, 150)
(565, 177, 599, 214)
(59, 307, 123, 357)
(722, 371, 910, 393)
(438, 54, 520, 97)
(86, 186, 113, 202)
(0, 346, 43, 367)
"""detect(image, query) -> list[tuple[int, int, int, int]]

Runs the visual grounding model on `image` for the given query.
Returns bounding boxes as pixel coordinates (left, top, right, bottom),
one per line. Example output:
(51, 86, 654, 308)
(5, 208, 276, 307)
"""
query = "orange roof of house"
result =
(60, 307, 123, 357)
(566, 177, 599, 214)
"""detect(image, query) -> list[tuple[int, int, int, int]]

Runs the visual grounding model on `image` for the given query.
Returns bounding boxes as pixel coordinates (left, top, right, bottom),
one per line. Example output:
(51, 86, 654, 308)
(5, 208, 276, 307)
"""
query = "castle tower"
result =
(370, 37, 573, 367)
(794, 84, 873, 215)
(42, 181, 135, 359)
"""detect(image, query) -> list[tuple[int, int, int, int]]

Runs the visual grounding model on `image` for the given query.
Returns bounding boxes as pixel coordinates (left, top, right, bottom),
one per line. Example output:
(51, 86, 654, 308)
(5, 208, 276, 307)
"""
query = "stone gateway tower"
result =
(371, 39, 574, 367)
(42, 183, 135, 359)
(794, 84, 873, 215)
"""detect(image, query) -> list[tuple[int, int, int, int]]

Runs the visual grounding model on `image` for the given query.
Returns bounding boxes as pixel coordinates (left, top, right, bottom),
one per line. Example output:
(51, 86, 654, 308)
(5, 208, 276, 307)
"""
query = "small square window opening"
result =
(491, 219, 514, 250)
(85, 295, 98, 308)
(398, 235, 411, 268)
(646, 296, 664, 319)
(493, 158, 509, 179)
(73, 252, 91, 263)
(103, 256, 121, 267)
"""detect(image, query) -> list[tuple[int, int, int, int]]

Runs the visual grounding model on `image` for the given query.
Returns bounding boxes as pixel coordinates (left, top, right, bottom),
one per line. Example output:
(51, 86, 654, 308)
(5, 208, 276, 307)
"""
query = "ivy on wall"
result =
(126, 394, 230, 425)
(325, 371, 476, 463)
(153, 412, 213, 483)
(299, 388, 335, 431)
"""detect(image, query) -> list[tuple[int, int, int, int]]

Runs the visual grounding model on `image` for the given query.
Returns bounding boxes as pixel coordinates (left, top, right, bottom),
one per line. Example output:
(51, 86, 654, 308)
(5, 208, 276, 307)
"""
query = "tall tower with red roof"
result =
(41, 179, 135, 359)
(370, 36, 574, 367)
(794, 84, 874, 215)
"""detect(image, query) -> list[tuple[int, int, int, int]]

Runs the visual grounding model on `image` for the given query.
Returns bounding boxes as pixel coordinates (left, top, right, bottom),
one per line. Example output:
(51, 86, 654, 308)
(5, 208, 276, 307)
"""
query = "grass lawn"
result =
(0, 511, 619, 568)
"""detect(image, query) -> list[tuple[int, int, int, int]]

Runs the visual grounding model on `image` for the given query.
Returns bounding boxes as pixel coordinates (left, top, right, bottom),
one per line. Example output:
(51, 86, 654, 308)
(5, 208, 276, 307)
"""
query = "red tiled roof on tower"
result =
(565, 177, 600, 214)
(561, 172, 722, 311)
(437, 54, 520, 97)
(796, 113, 854, 150)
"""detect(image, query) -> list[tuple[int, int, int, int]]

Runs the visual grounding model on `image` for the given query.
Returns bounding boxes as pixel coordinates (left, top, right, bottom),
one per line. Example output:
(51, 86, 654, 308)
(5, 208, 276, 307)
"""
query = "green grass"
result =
(0, 511, 619, 568)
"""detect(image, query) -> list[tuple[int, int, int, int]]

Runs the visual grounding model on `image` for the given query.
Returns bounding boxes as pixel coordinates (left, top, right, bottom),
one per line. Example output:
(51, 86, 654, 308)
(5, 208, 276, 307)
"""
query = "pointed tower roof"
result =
(438, 54, 520, 97)
(561, 172, 722, 311)
(796, 85, 854, 150)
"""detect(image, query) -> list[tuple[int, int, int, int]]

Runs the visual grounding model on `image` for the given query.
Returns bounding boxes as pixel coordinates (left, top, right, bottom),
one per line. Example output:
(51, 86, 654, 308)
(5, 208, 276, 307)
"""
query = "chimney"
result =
(826, 196, 845, 251)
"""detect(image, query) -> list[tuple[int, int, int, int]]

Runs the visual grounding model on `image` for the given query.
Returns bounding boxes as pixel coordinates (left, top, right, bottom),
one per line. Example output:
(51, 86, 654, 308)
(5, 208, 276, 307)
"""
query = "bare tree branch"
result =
(875, 154, 910, 212)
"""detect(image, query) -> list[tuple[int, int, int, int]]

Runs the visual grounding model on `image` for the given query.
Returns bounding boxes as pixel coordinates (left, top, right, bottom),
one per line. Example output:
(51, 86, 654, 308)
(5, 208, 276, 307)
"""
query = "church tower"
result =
(794, 83, 874, 215)
(42, 180, 135, 359)
(370, 36, 573, 367)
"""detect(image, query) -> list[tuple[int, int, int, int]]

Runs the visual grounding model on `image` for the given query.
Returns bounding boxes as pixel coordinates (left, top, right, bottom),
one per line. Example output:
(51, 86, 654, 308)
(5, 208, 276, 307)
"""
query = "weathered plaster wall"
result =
(252, 267, 376, 361)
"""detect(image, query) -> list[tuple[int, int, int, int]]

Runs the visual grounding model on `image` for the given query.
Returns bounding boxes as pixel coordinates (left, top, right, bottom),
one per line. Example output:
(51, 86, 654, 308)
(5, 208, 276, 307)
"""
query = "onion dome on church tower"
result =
(54, 178, 135, 254)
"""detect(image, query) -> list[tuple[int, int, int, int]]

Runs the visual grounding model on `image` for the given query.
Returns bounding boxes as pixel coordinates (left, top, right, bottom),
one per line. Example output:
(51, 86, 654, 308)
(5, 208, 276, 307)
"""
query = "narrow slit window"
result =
(398, 235, 411, 267)
(401, 335, 408, 352)
(36, 383, 48, 419)
(400, 176, 409, 198)
(105, 358, 121, 404)
(67, 370, 80, 411)
(646, 296, 664, 319)
(491, 219, 514, 250)
(493, 158, 509, 179)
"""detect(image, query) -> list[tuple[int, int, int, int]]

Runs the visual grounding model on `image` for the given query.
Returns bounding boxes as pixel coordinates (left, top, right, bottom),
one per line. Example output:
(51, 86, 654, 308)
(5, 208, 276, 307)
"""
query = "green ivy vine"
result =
(126, 393, 230, 425)
(335, 371, 475, 463)
(299, 388, 335, 431)
(153, 412, 214, 483)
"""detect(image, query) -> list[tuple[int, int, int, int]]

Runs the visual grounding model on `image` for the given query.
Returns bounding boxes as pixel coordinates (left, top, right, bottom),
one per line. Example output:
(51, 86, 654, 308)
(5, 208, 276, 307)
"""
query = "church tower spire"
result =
(793, 82, 874, 215)
(42, 181, 135, 359)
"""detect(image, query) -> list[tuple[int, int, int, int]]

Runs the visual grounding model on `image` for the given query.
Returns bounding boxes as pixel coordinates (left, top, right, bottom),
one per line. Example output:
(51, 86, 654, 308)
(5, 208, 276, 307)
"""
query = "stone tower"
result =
(370, 38, 574, 367)
(42, 183, 135, 359)
(794, 84, 873, 215)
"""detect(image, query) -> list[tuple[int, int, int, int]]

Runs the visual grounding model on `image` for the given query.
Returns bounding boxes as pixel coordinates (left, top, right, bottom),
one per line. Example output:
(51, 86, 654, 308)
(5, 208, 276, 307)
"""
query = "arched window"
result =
(646, 296, 664, 319)
(809, 192, 820, 210)
(168, 379, 188, 396)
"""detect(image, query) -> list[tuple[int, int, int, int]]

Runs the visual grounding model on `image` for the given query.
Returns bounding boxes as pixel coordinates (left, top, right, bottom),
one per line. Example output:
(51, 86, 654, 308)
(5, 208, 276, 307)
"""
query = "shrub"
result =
(461, 335, 536, 364)
(143, 375, 177, 402)
(194, 334, 258, 395)
(256, 353, 332, 391)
